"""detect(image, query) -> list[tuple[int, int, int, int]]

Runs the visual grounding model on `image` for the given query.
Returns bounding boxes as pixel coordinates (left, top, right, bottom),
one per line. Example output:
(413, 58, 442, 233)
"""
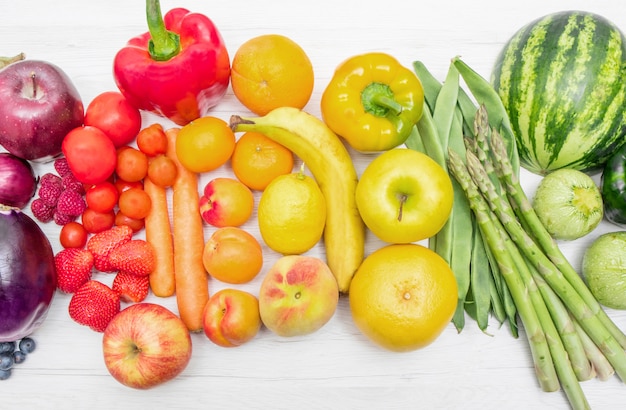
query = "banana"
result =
(230, 107, 365, 293)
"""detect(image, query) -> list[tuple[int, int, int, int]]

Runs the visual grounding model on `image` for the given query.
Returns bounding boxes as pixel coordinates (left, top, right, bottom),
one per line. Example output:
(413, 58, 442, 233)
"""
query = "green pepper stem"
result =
(361, 82, 403, 116)
(146, 0, 180, 61)
(371, 94, 403, 115)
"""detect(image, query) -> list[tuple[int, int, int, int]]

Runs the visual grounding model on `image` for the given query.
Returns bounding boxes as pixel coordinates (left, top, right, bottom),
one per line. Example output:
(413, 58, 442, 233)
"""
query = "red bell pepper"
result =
(113, 0, 230, 125)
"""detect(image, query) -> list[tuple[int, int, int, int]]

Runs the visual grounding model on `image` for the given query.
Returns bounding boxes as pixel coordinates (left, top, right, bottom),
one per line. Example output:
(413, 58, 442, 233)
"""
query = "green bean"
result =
(456, 86, 478, 135)
(470, 222, 492, 332)
(403, 124, 426, 154)
(415, 104, 445, 167)
(451, 56, 520, 176)
(433, 63, 459, 150)
(412, 61, 442, 113)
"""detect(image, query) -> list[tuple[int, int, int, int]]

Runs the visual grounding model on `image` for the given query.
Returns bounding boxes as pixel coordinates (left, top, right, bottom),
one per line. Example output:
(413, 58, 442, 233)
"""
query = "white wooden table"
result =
(2, 0, 626, 408)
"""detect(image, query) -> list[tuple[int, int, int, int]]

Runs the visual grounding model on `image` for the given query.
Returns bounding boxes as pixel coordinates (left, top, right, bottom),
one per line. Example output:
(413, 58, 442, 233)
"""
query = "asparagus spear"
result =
(465, 147, 626, 382)
(489, 130, 626, 350)
(447, 150, 559, 392)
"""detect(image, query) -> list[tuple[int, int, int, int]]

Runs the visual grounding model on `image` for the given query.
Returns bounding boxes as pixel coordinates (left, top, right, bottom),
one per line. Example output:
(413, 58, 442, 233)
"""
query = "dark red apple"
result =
(0, 59, 84, 161)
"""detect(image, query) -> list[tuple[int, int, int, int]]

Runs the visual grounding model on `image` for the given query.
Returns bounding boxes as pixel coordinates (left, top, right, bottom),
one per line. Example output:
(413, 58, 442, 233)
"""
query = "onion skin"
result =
(0, 152, 37, 209)
(0, 207, 57, 342)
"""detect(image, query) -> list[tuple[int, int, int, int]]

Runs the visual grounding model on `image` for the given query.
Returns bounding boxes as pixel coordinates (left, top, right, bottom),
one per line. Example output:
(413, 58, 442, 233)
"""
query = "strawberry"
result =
(54, 248, 94, 293)
(108, 239, 156, 276)
(87, 225, 134, 272)
(68, 280, 121, 332)
(112, 271, 150, 303)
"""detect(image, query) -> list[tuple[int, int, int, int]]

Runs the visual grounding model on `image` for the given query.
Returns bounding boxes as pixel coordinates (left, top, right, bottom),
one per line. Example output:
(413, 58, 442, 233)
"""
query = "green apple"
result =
(355, 148, 453, 244)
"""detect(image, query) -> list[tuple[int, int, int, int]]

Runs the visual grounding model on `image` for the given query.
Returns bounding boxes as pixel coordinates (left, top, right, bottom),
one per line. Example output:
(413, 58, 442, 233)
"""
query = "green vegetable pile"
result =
(407, 58, 626, 410)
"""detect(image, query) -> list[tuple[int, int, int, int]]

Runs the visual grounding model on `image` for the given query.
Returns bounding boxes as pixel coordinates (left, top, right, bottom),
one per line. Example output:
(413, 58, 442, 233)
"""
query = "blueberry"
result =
(13, 350, 27, 365)
(0, 353, 14, 371)
(0, 368, 11, 381)
(0, 342, 15, 354)
(18, 338, 36, 354)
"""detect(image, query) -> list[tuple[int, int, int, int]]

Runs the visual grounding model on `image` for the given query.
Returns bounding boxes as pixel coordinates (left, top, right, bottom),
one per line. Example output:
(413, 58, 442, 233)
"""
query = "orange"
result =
(202, 227, 264, 284)
(231, 131, 295, 190)
(176, 116, 235, 173)
(231, 34, 314, 116)
(349, 243, 458, 352)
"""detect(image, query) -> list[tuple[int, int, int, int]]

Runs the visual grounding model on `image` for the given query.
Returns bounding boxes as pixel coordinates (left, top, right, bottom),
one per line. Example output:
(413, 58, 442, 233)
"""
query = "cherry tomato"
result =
(118, 188, 151, 220)
(116, 146, 148, 182)
(85, 181, 119, 213)
(136, 123, 168, 157)
(59, 221, 88, 249)
(84, 91, 141, 147)
(115, 210, 145, 232)
(81, 207, 116, 233)
(114, 178, 143, 195)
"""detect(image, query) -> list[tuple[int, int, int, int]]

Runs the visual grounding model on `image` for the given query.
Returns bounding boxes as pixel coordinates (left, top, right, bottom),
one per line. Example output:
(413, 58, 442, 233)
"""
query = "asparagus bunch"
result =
(447, 105, 626, 410)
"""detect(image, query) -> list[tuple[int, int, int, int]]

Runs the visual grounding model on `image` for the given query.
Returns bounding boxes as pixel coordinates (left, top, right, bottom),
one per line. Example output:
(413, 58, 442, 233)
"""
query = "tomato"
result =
(118, 188, 151, 220)
(114, 178, 143, 195)
(59, 221, 89, 249)
(62, 126, 117, 185)
(84, 91, 142, 147)
(136, 123, 168, 157)
(81, 207, 116, 234)
(115, 210, 145, 232)
(85, 181, 119, 213)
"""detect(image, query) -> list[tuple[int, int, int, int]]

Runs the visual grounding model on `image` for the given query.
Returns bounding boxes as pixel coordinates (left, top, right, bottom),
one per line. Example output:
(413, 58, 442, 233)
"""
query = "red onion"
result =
(0, 152, 37, 209)
(0, 207, 57, 342)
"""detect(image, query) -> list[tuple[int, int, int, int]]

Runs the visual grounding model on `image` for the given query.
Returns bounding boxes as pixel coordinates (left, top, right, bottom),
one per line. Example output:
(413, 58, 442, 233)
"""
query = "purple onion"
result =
(0, 152, 37, 209)
(0, 207, 57, 342)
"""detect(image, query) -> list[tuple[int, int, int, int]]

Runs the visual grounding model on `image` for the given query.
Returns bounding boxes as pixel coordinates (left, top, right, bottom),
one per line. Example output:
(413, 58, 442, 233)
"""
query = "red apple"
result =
(102, 303, 192, 389)
(202, 288, 262, 347)
(258, 255, 339, 337)
(0, 59, 84, 161)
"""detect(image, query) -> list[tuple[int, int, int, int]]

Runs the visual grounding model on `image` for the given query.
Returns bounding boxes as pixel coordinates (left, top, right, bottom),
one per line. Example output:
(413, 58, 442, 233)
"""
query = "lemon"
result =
(349, 243, 458, 352)
(258, 169, 326, 255)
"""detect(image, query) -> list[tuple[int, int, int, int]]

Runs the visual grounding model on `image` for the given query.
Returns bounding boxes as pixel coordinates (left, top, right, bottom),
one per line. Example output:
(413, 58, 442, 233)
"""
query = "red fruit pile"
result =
(30, 158, 86, 225)
(53, 225, 157, 332)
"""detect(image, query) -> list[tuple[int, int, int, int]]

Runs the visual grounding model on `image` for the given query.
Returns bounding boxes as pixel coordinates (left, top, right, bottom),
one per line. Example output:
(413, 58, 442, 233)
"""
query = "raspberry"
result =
(38, 178, 64, 206)
(53, 210, 76, 226)
(30, 198, 55, 223)
(53, 157, 71, 177)
(62, 173, 85, 195)
(56, 189, 86, 216)
(40, 172, 62, 189)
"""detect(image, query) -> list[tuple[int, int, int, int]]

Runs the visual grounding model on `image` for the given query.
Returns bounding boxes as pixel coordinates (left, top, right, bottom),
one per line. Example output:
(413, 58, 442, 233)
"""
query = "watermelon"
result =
(491, 11, 626, 175)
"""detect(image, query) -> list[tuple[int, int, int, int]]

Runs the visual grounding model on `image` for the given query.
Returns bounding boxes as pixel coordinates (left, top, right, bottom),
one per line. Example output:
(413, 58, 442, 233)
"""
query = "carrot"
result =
(166, 127, 209, 332)
(144, 176, 176, 297)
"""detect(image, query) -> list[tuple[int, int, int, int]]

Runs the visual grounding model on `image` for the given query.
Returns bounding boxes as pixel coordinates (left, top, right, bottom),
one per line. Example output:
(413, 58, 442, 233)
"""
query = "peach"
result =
(202, 289, 262, 348)
(199, 177, 254, 227)
(202, 227, 263, 284)
(258, 255, 339, 337)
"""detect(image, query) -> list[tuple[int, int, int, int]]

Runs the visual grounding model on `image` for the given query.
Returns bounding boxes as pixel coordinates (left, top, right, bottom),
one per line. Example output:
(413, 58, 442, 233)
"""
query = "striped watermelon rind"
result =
(491, 10, 626, 175)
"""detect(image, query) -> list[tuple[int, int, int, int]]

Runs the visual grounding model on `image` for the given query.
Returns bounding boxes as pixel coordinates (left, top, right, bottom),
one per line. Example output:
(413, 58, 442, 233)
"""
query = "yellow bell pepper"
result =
(321, 52, 424, 152)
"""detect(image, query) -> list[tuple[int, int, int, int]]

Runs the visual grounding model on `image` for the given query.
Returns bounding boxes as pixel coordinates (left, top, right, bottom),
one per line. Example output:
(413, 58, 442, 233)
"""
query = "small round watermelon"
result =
(491, 10, 626, 175)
